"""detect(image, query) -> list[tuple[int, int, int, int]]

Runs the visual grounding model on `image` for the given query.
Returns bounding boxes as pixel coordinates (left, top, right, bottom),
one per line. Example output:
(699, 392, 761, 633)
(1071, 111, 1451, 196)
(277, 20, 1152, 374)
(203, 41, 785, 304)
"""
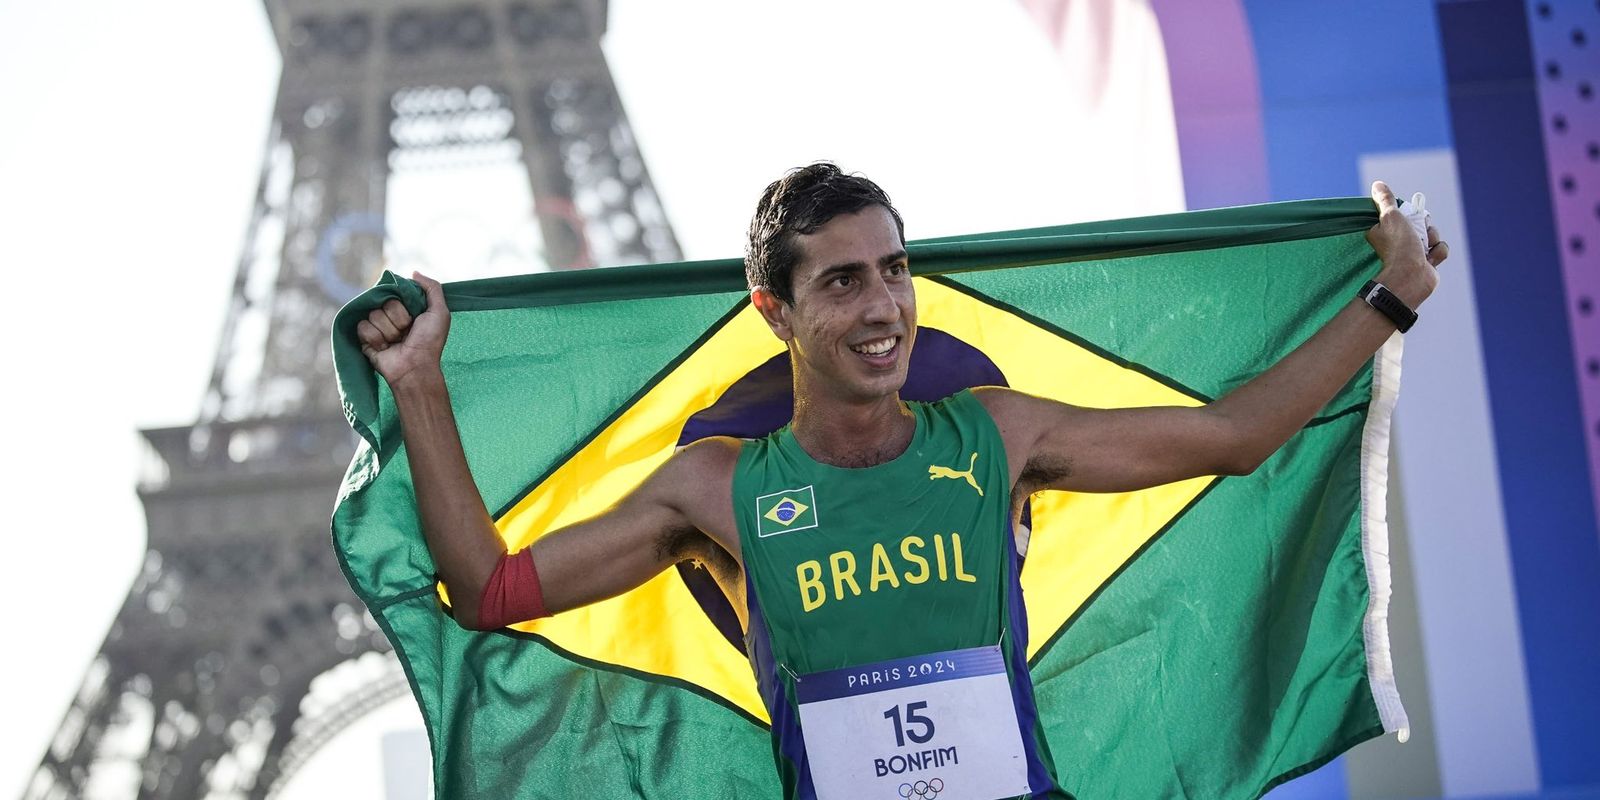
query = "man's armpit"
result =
(1018, 452, 1073, 496)
(655, 524, 745, 612)
(655, 522, 704, 564)
(656, 524, 739, 575)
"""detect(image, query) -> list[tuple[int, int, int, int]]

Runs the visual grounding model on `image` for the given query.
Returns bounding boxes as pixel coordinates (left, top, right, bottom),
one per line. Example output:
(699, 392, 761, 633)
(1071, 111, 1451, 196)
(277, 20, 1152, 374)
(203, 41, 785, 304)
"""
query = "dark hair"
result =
(745, 162, 905, 305)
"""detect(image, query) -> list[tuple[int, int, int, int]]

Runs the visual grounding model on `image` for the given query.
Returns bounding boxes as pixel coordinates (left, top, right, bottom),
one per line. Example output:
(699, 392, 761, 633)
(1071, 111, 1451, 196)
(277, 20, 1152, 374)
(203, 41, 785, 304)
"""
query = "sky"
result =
(0, 1, 1183, 796)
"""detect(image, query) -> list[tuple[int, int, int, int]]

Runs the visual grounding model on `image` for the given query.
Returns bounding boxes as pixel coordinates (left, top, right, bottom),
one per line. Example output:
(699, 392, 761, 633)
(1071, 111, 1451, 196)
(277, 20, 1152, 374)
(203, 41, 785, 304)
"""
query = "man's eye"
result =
(887, 263, 908, 276)
(831, 275, 854, 287)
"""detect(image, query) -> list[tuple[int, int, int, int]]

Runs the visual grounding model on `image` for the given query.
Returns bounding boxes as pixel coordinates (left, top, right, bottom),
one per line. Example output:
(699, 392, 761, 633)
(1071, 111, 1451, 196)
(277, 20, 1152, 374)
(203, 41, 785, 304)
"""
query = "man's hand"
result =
(356, 271, 450, 390)
(1365, 181, 1449, 307)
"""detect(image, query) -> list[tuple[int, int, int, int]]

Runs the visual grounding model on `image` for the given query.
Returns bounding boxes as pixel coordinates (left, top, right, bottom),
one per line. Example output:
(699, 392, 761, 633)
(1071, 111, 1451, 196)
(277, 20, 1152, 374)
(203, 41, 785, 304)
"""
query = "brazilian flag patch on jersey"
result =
(756, 486, 818, 537)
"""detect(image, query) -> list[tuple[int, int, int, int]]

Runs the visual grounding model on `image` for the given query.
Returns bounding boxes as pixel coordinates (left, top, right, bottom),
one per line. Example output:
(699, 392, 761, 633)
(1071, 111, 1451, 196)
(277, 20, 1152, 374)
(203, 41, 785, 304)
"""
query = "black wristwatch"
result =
(1357, 280, 1418, 333)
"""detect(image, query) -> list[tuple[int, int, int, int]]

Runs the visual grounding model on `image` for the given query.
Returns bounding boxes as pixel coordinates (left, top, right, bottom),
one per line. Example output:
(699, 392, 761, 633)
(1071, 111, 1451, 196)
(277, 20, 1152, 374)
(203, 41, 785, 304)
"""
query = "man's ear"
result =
(751, 287, 794, 342)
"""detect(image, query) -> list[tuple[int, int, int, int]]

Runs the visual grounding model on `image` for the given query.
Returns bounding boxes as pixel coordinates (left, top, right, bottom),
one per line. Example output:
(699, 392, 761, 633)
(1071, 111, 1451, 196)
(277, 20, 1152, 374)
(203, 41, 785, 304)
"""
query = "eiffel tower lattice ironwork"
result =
(25, 1, 679, 797)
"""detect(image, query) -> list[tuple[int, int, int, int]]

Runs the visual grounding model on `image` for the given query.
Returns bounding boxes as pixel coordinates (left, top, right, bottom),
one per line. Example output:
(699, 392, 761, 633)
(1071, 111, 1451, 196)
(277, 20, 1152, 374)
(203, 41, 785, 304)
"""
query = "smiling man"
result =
(355, 162, 1447, 799)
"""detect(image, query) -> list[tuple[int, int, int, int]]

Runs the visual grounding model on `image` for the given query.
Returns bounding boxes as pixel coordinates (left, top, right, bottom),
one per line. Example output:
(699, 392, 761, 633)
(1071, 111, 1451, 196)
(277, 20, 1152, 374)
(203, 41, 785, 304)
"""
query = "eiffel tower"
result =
(25, 2, 678, 797)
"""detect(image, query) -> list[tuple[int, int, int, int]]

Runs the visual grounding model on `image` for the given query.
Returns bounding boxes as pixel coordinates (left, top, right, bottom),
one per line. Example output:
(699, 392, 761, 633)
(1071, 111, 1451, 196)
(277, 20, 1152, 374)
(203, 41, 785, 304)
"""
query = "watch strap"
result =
(1358, 280, 1418, 333)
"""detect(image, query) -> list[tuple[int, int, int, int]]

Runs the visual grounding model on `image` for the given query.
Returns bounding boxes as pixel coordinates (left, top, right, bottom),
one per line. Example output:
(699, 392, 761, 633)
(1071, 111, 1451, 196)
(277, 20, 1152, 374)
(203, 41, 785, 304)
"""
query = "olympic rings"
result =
(895, 777, 945, 799)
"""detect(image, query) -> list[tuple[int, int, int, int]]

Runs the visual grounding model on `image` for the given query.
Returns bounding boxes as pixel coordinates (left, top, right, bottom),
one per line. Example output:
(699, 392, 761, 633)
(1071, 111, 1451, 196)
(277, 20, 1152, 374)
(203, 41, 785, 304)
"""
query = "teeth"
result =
(851, 337, 896, 356)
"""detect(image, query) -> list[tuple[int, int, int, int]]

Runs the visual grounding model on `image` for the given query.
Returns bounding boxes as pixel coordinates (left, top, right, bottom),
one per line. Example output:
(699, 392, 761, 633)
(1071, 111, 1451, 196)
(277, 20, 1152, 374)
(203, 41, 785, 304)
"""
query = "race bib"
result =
(795, 645, 1032, 800)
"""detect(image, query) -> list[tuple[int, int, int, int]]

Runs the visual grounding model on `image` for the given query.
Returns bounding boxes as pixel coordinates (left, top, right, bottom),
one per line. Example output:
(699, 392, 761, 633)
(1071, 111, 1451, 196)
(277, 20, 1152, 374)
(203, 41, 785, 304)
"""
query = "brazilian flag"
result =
(331, 198, 1408, 799)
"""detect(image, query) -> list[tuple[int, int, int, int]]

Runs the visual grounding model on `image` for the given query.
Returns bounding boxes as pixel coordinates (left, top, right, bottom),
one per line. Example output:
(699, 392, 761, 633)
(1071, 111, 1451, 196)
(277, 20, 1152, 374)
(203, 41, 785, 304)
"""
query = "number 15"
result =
(884, 701, 936, 747)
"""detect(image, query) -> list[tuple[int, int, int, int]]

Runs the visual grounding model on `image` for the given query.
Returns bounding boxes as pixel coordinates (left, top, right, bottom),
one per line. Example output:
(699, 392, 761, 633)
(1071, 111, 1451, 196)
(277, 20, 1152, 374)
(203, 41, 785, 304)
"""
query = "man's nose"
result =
(862, 274, 901, 325)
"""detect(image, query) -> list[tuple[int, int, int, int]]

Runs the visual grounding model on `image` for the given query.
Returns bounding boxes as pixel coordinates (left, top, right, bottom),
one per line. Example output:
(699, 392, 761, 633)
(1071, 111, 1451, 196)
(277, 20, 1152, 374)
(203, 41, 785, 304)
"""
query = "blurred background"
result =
(1, 0, 1595, 798)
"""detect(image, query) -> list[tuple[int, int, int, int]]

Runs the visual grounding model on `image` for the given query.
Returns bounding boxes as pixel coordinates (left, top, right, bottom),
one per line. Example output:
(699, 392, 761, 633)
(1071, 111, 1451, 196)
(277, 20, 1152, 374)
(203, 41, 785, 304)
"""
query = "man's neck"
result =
(790, 388, 915, 469)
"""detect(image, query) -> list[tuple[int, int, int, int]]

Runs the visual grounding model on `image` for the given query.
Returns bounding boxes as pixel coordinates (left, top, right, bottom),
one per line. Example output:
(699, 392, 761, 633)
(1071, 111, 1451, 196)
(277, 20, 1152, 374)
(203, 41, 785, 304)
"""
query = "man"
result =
(355, 163, 1447, 799)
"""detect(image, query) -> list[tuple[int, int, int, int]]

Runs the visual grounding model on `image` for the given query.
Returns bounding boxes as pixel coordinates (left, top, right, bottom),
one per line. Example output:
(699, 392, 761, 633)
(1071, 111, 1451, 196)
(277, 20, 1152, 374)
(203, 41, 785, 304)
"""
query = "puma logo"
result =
(928, 452, 984, 497)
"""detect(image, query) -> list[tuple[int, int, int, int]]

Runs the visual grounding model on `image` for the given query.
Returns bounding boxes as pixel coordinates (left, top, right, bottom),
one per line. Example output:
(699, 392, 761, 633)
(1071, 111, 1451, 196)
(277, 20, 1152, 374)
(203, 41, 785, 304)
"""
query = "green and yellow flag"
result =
(331, 198, 1408, 799)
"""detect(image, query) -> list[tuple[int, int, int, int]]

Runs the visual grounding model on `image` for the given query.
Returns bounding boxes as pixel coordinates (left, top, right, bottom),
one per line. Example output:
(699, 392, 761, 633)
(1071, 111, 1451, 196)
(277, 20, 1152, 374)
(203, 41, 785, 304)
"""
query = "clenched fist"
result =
(1365, 180, 1449, 307)
(357, 271, 451, 391)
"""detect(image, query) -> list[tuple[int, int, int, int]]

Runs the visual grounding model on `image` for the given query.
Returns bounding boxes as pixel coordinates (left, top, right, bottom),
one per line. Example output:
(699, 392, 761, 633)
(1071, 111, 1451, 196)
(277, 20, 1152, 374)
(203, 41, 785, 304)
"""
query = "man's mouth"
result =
(849, 335, 901, 367)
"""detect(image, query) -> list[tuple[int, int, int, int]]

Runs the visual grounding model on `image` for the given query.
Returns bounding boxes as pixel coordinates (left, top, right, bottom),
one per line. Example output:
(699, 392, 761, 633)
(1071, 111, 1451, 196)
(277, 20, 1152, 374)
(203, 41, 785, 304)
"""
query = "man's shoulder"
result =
(664, 436, 744, 490)
(958, 386, 1045, 471)
(967, 385, 1056, 429)
(649, 437, 742, 549)
(964, 385, 1016, 416)
(926, 385, 1022, 433)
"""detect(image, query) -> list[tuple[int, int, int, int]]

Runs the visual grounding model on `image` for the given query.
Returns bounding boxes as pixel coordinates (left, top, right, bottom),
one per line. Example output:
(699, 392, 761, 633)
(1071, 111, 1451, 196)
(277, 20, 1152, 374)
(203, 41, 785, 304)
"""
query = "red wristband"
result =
(476, 547, 550, 629)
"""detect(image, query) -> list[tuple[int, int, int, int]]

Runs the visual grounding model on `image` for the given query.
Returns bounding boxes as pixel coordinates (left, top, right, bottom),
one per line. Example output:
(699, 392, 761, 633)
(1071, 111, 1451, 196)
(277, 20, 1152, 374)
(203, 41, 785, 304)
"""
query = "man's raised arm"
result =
(355, 273, 738, 630)
(980, 181, 1450, 496)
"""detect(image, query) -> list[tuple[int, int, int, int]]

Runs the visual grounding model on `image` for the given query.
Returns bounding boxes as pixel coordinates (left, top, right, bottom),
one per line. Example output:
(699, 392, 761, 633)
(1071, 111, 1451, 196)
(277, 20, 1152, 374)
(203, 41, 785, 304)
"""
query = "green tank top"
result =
(734, 390, 1061, 799)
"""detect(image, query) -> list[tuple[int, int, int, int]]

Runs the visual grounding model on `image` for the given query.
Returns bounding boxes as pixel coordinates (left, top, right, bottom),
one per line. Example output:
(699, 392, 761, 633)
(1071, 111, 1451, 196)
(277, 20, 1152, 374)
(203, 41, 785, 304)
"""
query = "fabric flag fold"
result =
(330, 198, 1407, 799)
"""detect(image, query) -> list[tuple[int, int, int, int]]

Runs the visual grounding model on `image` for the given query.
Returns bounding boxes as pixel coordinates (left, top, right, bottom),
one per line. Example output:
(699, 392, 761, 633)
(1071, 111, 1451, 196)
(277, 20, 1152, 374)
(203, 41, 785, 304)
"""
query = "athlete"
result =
(355, 163, 1447, 799)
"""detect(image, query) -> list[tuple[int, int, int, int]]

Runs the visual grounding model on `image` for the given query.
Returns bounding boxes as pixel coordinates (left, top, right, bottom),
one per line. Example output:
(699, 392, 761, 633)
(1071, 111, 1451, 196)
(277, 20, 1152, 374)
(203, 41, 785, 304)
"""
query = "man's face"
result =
(757, 205, 915, 404)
